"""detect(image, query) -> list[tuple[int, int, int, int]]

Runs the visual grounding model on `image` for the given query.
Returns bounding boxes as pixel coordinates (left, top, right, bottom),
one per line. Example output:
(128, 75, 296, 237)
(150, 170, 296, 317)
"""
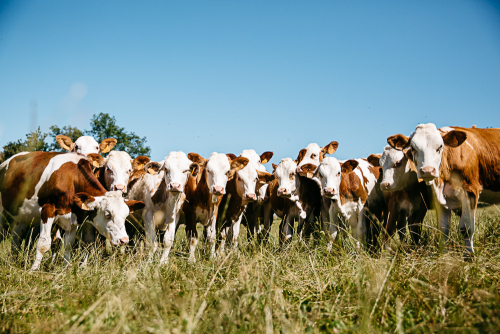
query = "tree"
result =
(0, 127, 49, 162)
(85, 113, 151, 157)
(47, 125, 84, 152)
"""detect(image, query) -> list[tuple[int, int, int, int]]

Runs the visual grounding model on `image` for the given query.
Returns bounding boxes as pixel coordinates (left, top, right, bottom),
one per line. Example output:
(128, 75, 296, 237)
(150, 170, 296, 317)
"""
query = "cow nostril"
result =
(119, 237, 129, 245)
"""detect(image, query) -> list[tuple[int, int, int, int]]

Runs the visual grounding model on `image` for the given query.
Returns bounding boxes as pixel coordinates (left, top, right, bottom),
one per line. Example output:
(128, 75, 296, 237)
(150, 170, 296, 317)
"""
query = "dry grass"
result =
(1, 207, 500, 333)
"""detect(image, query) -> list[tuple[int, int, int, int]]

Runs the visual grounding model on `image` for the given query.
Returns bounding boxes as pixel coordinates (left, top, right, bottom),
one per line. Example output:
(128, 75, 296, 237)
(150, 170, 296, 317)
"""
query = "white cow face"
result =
(315, 157, 342, 200)
(379, 146, 411, 191)
(56, 135, 117, 156)
(387, 123, 467, 183)
(202, 153, 249, 196)
(274, 158, 298, 198)
(296, 141, 338, 174)
(103, 151, 133, 192)
(235, 149, 274, 201)
(163, 151, 195, 193)
(74, 191, 144, 246)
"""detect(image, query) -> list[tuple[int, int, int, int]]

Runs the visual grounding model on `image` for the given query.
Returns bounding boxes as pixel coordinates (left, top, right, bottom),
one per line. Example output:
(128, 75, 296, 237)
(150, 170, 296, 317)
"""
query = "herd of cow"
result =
(0, 123, 499, 270)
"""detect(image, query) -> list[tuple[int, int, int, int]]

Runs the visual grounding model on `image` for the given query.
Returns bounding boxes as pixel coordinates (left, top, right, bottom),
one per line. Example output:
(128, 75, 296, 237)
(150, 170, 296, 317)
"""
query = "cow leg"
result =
(460, 193, 477, 258)
(280, 213, 294, 245)
(219, 225, 230, 255)
(435, 203, 452, 243)
(32, 204, 56, 270)
(186, 223, 198, 263)
(160, 220, 176, 265)
(354, 206, 367, 248)
(231, 216, 243, 249)
(81, 223, 97, 244)
(408, 207, 425, 246)
(63, 217, 78, 267)
(143, 209, 156, 248)
(261, 202, 273, 244)
(11, 220, 29, 255)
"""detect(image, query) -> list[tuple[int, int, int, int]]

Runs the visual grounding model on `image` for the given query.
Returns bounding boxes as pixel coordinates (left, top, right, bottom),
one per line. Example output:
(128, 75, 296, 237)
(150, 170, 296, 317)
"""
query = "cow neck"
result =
(74, 159, 107, 197)
(93, 166, 107, 190)
(127, 169, 147, 192)
(339, 170, 367, 205)
(221, 177, 244, 222)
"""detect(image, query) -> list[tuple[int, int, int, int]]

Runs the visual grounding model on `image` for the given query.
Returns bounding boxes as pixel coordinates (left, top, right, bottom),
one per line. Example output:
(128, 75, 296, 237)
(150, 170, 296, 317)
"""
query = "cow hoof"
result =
(188, 256, 196, 263)
(463, 251, 474, 262)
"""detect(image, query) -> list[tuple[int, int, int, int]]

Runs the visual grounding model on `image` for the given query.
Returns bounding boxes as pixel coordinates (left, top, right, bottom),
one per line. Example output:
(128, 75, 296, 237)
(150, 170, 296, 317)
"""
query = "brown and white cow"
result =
(368, 148, 430, 246)
(308, 156, 386, 249)
(181, 152, 249, 262)
(272, 158, 322, 244)
(56, 135, 117, 156)
(127, 151, 197, 264)
(296, 141, 339, 175)
(0, 151, 144, 270)
(387, 124, 500, 257)
(217, 150, 274, 252)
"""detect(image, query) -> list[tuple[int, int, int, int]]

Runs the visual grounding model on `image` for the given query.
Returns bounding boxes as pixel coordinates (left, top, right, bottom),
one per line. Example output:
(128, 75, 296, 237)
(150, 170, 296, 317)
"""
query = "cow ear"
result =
(300, 163, 318, 178)
(260, 151, 273, 164)
(132, 156, 151, 171)
(99, 138, 117, 154)
(442, 130, 467, 148)
(341, 160, 358, 174)
(321, 141, 339, 156)
(190, 163, 201, 177)
(125, 199, 145, 213)
(188, 153, 207, 166)
(257, 170, 275, 184)
(387, 134, 410, 150)
(367, 154, 381, 167)
(73, 193, 96, 211)
(230, 157, 249, 172)
(144, 161, 163, 175)
(56, 135, 74, 151)
(226, 153, 237, 161)
(272, 163, 278, 172)
(296, 149, 307, 163)
(87, 153, 105, 168)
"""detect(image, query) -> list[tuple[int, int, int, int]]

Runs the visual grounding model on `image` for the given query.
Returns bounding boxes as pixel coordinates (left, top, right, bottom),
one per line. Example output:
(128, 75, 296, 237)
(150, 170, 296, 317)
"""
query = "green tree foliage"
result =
(85, 113, 151, 157)
(0, 113, 151, 162)
(0, 127, 49, 162)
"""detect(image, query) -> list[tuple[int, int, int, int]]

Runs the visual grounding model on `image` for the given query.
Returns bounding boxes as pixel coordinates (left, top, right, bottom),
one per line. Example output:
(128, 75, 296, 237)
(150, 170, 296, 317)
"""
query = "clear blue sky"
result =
(1, 1, 499, 167)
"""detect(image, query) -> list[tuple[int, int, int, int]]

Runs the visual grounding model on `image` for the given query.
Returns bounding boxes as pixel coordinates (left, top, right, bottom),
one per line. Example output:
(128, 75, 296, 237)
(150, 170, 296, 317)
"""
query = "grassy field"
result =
(1, 207, 500, 333)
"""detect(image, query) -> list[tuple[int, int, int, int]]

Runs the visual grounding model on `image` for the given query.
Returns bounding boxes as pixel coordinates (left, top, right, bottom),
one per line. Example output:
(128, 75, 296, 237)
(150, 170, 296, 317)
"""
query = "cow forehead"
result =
(276, 158, 297, 175)
(318, 157, 341, 175)
(164, 151, 191, 170)
(380, 146, 404, 166)
(305, 143, 321, 154)
(412, 123, 443, 148)
(106, 151, 132, 170)
(237, 164, 258, 180)
(75, 136, 99, 150)
(102, 191, 129, 212)
(206, 152, 230, 172)
(239, 149, 260, 164)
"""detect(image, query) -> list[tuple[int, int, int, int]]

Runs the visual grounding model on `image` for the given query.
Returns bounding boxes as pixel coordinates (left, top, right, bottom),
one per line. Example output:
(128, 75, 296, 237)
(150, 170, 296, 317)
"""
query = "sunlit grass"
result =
(1, 207, 499, 333)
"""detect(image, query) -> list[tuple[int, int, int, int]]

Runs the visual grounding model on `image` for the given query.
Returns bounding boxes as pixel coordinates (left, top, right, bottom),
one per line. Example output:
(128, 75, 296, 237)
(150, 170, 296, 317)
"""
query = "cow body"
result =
(387, 124, 500, 256)
(312, 157, 385, 248)
(0, 152, 143, 270)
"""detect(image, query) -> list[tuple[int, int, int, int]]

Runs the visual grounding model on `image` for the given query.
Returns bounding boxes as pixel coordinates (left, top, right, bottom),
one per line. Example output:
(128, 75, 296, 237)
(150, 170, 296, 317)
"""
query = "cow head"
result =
(189, 152, 249, 196)
(155, 151, 197, 193)
(100, 151, 134, 193)
(296, 141, 338, 175)
(73, 191, 144, 246)
(377, 146, 414, 191)
(274, 158, 299, 198)
(56, 135, 117, 156)
(387, 123, 467, 184)
(313, 157, 358, 201)
(233, 150, 274, 202)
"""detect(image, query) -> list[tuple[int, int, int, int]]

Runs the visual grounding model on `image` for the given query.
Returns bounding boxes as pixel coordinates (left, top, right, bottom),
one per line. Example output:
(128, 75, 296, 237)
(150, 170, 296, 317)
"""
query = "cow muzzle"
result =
(277, 188, 291, 198)
(118, 237, 129, 245)
(381, 182, 392, 191)
(420, 166, 437, 180)
(114, 184, 126, 192)
(324, 188, 335, 198)
(168, 182, 182, 193)
(244, 193, 256, 201)
(212, 186, 225, 196)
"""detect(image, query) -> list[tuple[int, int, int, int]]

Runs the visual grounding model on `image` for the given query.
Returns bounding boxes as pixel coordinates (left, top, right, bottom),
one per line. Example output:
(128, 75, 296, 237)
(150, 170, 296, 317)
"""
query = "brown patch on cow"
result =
(87, 153, 105, 168)
(0, 152, 61, 215)
(73, 193, 96, 210)
(124, 199, 145, 213)
(272, 163, 278, 172)
(99, 138, 117, 154)
(257, 170, 274, 184)
(226, 153, 237, 161)
(188, 153, 207, 166)
(300, 163, 318, 178)
(41, 203, 56, 223)
(339, 168, 368, 206)
(227, 157, 249, 181)
(296, 149, 307, 164)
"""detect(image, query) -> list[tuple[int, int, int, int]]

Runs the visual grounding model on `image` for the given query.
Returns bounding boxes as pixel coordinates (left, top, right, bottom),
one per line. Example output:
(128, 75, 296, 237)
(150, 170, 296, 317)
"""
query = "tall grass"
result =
(1, 207, 500, 333)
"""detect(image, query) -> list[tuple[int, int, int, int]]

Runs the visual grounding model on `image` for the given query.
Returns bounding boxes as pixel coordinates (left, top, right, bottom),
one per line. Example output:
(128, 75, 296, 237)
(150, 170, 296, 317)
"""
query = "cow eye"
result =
(437, 145, 443, 153)
(311, 154, 317, 158)
(289, 173, 295, 180)
(394, 161, 402, 168)
(104, 211, 111, 219)
(225, 171, 231, 176)
(337, 172, 341, 176)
